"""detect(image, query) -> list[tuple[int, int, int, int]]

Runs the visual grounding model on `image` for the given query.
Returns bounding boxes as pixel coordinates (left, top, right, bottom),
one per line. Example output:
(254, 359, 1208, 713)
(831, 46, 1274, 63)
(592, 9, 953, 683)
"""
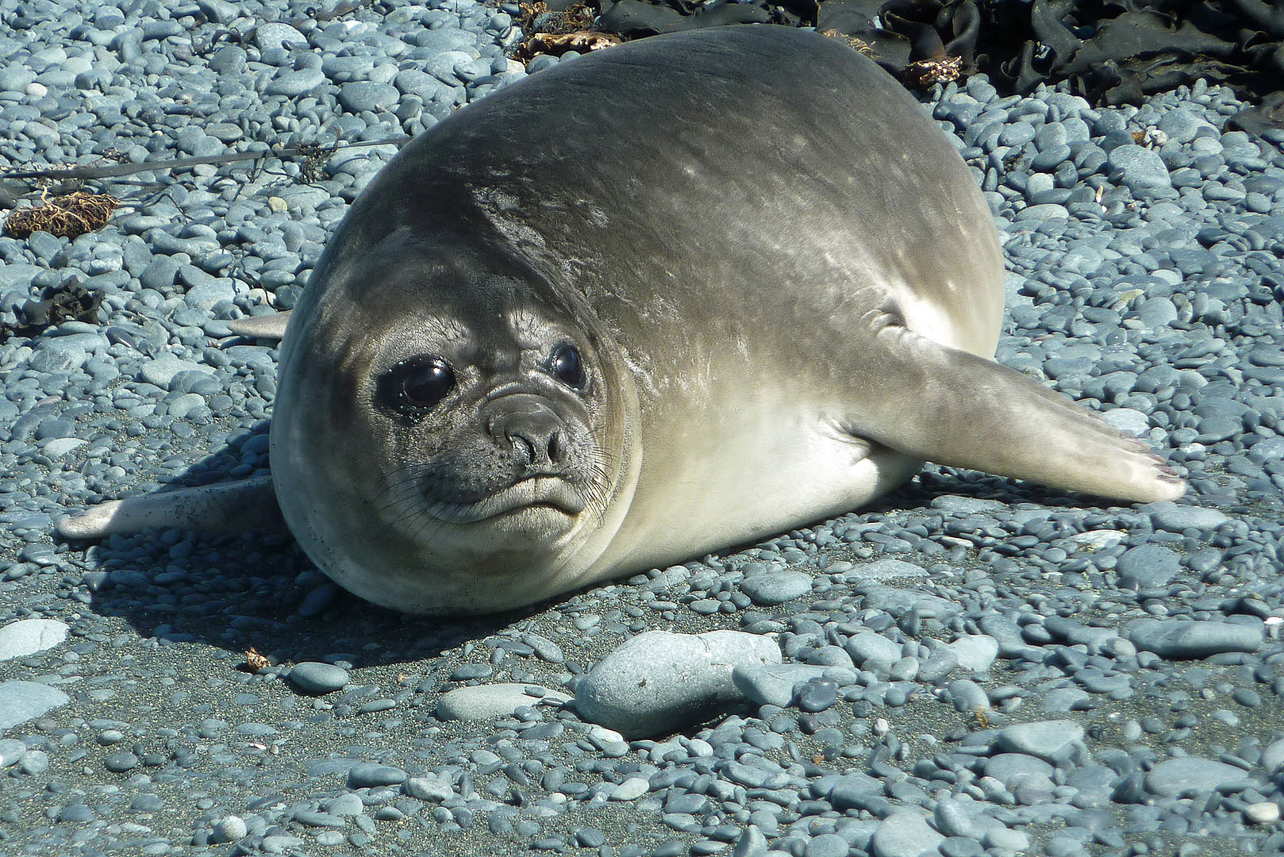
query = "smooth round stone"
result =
(59, 804, 96, 823)
(610, 777, 650, 801)
(731, 664, 828, 707)
(845, 633, 901, 673)
(339, 81, 399, 112)
(1103, 407, 1149, 435)
(1245, 802, 1280, 824)
(947, 635, 998, 672)
(733, 825, 768, 857)
(948, 679, 989, 713)
(255, 22, 306, 51)
(1197, 415, 1241, 442)
(917, 648, 959, 683)
(575, 630, 780, 737)
(130, 793, 164, 811)
(1016, 203, 1069, 221)
(1262, 738, 1284, 772)
(1144, 756, 1251, 798)
(805, 832, 849, 857)
(0, 681, 71, 730)
(288, 662, 350, 695)
(999, 124, 1035, 146)
(740, 570, 812, 605)
(326, 793, 365, 816)
(266, 67, 326, 98)
(436, 683, 569, 721)
(985, 828, 1031, 851)
(983, 753, 1054, 790)
(104, 752, 139, 772)
(138, 353, 209, 389)
(0, 618, 68, 661)
(347, 763, 407, 788)
(0, 738, 27, 766)
(871, 811, 945, 857)
(1146, 501, 1229, 532)
(404, 776, 453, 801)
(449, 663, 493, 680)
(820, 771, 883, 809)
(993, 720, 1084, 761)
(1157, 109, 1216, 143)
(795, 678, 838, 712)
(293, 810, 344, 828)
(1108, 144, 1172, 191)
(1126, 618, 1263, 659)
(210, 815, 248, 843)
(1116, 544, 1181, 589)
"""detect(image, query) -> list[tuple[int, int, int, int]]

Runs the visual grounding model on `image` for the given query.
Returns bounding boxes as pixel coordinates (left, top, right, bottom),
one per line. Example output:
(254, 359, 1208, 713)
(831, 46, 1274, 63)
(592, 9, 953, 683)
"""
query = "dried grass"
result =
(4, 190, 119, 239)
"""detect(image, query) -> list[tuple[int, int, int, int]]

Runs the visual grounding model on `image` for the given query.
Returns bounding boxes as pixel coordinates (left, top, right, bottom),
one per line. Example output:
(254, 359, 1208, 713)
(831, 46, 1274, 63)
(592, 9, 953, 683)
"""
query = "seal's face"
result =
(364, 302, 609, 544)
(271, 234, 633, 614)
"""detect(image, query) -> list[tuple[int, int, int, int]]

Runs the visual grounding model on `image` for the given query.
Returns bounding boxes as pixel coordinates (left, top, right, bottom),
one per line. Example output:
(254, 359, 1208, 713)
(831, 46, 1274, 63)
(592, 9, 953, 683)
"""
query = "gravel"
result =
(1, 2, 1283, 856)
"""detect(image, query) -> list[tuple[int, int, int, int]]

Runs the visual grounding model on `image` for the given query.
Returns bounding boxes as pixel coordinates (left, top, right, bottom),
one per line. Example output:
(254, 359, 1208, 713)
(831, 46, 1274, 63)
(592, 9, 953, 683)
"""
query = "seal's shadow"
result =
(71, 419, 532, 666)
(71, 417, 1079, 665)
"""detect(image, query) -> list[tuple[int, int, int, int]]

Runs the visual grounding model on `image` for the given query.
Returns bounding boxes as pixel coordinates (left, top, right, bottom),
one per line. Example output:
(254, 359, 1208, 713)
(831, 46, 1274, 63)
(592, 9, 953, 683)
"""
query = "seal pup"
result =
(60, 25, 1184, 614)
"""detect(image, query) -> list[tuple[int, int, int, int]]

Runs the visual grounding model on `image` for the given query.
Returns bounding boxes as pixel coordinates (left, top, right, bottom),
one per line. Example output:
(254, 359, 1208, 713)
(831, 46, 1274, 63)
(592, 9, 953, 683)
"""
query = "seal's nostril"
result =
(547, 428, 562, 464)
(509, 431, 538, 465)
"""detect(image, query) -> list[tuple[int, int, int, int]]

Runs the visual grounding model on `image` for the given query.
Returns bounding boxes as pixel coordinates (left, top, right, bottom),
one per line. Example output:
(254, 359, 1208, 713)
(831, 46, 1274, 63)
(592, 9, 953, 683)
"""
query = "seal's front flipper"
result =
(57, 475, 285, 540)
(848, 326, 1185, 503)
(227, 311, 291, 341)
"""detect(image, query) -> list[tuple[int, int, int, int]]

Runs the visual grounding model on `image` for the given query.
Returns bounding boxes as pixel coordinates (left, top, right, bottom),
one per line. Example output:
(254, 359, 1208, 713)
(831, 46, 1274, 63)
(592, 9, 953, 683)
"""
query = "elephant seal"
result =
(59, 25, 1184, 614)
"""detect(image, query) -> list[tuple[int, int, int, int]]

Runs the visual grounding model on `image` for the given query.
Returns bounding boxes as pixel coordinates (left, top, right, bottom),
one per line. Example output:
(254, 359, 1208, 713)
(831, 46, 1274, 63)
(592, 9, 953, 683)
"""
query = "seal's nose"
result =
(486, 398, 565, 468)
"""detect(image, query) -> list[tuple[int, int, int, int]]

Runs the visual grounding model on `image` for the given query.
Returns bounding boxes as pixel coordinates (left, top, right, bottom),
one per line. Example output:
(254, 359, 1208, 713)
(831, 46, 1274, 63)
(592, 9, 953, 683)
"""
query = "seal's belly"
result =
(603, 412, 921, 574)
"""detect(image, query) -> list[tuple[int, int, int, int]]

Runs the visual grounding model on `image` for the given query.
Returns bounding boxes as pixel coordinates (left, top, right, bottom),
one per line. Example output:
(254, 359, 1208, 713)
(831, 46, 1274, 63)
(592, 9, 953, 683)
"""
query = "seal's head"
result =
(270, 229, 637, 614)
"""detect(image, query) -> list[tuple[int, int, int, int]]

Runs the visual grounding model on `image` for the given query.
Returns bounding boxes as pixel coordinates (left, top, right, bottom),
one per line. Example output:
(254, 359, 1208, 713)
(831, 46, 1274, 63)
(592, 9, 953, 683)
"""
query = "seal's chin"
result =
(422, 477, 588, 524)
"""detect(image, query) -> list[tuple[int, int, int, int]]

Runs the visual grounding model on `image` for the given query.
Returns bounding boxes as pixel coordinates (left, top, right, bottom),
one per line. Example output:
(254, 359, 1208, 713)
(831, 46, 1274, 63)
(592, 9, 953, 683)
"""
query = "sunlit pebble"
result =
(1245, 802, 1280, 824)
(25, 82, 47, 98)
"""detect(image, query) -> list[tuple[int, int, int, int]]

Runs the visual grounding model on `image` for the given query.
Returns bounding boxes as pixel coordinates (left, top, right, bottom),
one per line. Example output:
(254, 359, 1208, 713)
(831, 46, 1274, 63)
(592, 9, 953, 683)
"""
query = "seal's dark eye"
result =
(548, 342, 586, 390)
(380, 357, 456, 411)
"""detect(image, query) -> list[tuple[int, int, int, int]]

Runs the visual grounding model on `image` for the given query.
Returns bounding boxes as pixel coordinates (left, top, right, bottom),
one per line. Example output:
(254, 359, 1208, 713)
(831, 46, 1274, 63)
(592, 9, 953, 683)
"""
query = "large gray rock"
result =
(0, 618, 68, 661)
(0, 682, 71, 730)
(574, 630, 781, 738)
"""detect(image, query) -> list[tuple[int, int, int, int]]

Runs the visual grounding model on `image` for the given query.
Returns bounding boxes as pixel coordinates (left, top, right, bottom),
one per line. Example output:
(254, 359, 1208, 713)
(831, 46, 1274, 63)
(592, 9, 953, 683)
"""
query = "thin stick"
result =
(1, 135, 411, 182)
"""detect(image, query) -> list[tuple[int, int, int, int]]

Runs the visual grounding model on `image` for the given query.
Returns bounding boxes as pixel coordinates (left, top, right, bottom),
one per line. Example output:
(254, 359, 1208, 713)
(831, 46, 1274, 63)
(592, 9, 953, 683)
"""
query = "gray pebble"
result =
(347, 763, 407, 788)
(1145, 756, 1252, 798)
(210, 815, 248, 843)
(1116, 544, 1181, 589)
(733, 664, 829, 707)
(339, 81, 400, 113)
(1127, 618, 1264, 658)
(437, 683, 569, 721)
(871, 810, 945, 857)
(740, 569, 812, 605)
(0, 738, 26, 766)
(845, 633, 902, 673)
(1145, 501, 1230, 532)
(993, 720, 1084, 761)
(255, 22, 306, 51)
(288, 662, 351, 695)
(1108, 144, 1172, 192)
(947, 635, 999, 672)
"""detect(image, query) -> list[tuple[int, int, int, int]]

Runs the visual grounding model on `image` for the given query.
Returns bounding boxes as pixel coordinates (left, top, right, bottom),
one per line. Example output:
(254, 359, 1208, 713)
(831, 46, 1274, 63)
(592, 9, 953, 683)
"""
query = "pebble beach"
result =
(2, 2, 1284, 856)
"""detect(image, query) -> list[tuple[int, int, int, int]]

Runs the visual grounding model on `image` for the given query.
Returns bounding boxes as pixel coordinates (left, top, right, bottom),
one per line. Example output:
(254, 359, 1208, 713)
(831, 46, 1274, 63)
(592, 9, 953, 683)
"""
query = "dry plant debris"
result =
(4, 190, 119, 239)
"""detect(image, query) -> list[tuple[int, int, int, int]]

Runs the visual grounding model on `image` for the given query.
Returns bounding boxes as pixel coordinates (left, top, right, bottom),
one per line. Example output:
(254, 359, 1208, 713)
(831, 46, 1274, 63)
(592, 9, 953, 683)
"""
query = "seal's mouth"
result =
(423, 477, 587, 524)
